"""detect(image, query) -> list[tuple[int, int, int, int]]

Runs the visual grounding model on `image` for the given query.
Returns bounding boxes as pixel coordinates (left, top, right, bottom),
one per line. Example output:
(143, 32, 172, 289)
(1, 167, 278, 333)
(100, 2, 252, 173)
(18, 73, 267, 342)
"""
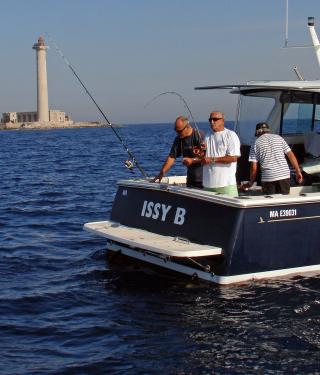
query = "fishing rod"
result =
(144, 91, 205, 157)
(46, 33, 147, 178)
(144, 91, 199, 131)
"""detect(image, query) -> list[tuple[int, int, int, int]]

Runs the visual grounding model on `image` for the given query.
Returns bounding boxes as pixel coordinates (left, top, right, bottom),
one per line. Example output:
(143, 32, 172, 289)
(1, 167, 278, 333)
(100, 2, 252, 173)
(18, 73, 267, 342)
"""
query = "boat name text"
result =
(269, 209, 297, 218)
(141, 200, 186, 225)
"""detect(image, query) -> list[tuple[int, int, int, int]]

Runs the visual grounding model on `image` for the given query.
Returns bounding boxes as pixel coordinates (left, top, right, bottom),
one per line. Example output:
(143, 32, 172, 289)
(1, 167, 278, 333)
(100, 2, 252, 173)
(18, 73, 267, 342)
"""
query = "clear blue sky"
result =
(1, 0, 320, 123)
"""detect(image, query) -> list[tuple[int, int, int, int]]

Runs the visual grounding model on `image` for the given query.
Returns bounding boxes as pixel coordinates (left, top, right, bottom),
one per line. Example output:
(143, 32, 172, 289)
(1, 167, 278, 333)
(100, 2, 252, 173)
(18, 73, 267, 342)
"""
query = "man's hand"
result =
(201, 157, 214, 165)
(183, 157, 194, 167)
(240, 182, 251, 191)
(296, 171, 303, 184)
(152, 172, 164, 183)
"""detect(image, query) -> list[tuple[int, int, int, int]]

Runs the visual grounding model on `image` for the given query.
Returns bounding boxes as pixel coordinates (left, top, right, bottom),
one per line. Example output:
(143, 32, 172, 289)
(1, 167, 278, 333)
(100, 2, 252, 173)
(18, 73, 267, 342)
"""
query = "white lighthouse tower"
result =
(32, 36, 49, 122)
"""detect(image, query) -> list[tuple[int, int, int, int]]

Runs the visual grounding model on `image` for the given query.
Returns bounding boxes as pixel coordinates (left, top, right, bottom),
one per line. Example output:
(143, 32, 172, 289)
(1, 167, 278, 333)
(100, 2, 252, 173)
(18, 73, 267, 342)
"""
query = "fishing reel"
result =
(125, 159, 135, 172)
(192, 144, 206, 158)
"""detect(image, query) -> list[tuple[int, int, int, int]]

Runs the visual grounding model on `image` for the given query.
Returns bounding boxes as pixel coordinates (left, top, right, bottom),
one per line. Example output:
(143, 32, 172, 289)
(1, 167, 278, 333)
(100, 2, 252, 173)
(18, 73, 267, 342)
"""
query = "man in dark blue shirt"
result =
(154, 116, 204, 188)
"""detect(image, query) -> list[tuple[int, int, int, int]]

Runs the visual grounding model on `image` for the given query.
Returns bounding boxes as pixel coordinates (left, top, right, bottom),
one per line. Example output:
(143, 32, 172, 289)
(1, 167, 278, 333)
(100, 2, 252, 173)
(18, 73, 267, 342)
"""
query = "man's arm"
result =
(215, 155, 239, 163)
(249, 161, 258, 186)
(183, 157, 202, 166)
(153, 156, 175, 182)
(218, 132, 240, 163)
(240, 161, 257, 190)
(202, 132, 240, 165)
(286, 150, 303, 184)
(201, 155, 239, 165)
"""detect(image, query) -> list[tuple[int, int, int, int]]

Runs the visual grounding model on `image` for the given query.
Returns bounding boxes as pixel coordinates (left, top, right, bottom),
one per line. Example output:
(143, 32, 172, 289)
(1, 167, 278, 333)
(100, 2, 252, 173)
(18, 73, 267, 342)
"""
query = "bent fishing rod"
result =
(145, 91, 206, 157)
(144, 91, 199, 131)
(46, 33, 147, 178)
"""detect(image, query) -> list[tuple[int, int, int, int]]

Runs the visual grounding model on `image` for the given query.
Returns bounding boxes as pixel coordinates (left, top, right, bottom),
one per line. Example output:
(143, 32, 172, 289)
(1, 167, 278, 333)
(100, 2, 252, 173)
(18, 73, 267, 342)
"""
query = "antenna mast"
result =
(308, 17, 320, 66)
(284, 1, 320, 72)
(285, 0, 289, 47)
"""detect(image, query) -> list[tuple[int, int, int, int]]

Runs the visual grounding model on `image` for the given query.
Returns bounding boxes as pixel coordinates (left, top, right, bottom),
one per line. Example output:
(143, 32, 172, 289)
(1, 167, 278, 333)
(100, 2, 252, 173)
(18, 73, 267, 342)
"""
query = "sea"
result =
(1, 123, 320, 375)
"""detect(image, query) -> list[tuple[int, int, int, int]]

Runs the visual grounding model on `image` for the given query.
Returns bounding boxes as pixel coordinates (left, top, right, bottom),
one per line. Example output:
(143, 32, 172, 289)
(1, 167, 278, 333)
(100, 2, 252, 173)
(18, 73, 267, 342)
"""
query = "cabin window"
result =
(236, 94, 275, 145)
(282, 102, 313, 134)
(314, 105, 320, 132)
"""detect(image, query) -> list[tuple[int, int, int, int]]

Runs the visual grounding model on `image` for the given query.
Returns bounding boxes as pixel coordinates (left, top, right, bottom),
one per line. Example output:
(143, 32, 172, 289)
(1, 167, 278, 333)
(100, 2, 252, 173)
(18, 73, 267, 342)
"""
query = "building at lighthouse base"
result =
(0, 109, 78, 129)
(2, 109, 71, 124)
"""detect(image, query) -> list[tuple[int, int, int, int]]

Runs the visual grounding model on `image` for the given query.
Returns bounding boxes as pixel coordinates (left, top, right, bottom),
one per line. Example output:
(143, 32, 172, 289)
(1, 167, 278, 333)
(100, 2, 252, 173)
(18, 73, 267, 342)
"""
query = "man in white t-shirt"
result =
(202, 111, 241, 196)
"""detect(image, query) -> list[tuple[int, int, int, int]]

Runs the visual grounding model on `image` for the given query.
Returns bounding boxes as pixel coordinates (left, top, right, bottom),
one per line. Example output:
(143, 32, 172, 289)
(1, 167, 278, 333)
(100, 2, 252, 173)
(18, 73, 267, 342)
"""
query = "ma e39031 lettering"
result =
(269, 209, 297, 218)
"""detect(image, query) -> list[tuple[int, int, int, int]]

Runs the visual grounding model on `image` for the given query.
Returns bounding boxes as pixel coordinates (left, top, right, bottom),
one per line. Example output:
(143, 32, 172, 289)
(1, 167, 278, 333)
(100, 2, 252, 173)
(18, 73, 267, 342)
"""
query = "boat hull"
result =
(85, 180, 320, 284)
(106, 243, 320, 285)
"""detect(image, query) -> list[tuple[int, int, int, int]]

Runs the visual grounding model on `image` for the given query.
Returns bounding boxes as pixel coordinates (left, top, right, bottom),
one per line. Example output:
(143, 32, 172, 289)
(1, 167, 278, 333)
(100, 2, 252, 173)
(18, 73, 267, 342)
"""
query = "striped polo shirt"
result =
(249, 133, 291, 182)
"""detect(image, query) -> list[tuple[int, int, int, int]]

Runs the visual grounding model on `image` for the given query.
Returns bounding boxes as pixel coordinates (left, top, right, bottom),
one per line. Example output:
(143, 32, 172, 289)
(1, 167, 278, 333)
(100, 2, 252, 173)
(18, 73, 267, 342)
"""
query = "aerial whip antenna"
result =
(293, 66, 304, 81)
(46, 33, 147, 178)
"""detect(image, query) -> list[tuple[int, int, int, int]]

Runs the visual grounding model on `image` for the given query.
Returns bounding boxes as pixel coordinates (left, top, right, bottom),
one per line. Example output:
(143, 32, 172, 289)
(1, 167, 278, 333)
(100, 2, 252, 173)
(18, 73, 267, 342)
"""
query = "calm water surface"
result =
(1, 125, 320, 374)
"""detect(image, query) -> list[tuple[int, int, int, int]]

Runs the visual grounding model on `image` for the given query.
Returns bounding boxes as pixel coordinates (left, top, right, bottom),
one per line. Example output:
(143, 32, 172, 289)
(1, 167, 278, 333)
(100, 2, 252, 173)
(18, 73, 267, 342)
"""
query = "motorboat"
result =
(84, 17, 320, 284)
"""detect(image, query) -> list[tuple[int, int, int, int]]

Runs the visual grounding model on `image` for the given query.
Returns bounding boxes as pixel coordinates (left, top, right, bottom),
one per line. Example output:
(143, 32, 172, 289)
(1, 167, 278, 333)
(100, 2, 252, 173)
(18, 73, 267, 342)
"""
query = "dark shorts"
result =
(262, 178, 290, 195)
(186, 179, 203, 189)
(187, 166, 203, 189)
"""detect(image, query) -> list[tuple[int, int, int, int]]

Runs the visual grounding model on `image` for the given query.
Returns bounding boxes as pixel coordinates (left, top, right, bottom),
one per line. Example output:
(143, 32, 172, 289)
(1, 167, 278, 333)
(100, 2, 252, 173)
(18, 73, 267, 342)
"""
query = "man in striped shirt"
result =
(248, 122, 303, 195)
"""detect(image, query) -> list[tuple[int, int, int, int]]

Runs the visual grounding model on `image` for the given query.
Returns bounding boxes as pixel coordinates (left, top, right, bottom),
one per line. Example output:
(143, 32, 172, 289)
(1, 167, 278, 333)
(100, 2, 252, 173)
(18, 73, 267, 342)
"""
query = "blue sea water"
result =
(1, 124, 320, 375)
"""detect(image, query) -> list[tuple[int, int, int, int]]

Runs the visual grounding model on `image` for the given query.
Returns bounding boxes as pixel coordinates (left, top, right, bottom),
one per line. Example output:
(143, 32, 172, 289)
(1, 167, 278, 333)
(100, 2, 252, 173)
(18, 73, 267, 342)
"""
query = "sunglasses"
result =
(209, 117, 223, 123)
(175, 124, 188, 133)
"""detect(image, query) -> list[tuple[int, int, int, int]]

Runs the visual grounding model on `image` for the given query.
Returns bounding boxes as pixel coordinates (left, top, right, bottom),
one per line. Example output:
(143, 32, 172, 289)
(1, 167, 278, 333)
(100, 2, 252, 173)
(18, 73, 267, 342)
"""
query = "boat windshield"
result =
(281, 91, 320, 135)
(236, 92, 276, 145)
(236, 89, 320, 145)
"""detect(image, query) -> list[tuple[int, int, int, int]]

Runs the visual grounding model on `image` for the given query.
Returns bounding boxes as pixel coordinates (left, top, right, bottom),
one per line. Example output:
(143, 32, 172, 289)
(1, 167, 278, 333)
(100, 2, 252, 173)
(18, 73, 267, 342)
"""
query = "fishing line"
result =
(46, 33, 147, 178)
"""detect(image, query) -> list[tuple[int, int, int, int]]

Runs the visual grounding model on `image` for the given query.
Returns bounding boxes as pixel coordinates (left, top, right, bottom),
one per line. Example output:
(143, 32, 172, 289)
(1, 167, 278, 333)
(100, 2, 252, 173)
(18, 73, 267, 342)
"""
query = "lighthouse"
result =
(32, 36, 49, 122)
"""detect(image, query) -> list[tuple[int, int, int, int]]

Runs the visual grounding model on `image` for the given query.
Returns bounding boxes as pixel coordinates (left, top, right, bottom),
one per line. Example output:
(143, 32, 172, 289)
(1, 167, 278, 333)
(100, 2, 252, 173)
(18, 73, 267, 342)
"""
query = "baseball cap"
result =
(255, 122, 270, 136)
